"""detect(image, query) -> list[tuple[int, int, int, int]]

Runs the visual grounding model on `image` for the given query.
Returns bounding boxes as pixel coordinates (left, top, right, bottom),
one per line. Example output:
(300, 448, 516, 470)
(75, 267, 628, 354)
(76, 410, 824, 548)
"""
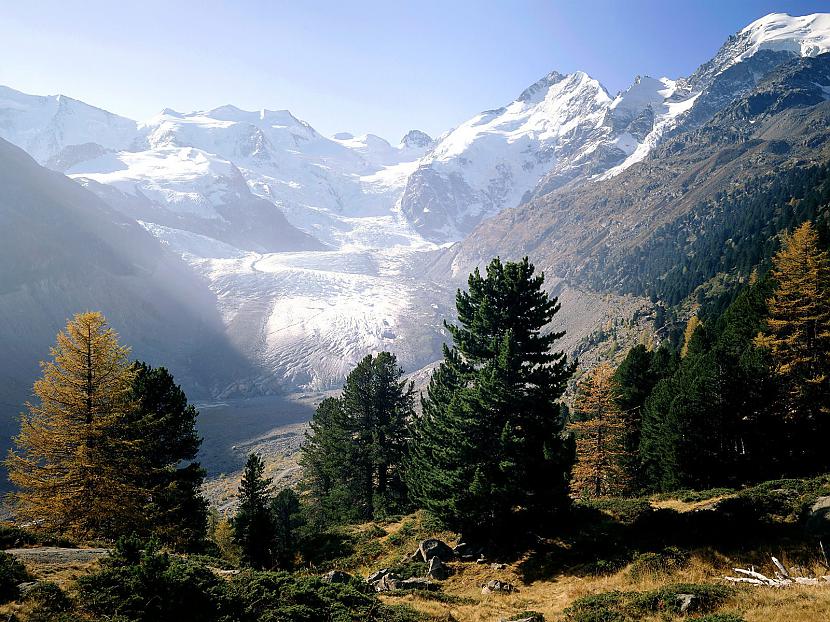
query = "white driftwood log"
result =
(723, 555, 830, 588)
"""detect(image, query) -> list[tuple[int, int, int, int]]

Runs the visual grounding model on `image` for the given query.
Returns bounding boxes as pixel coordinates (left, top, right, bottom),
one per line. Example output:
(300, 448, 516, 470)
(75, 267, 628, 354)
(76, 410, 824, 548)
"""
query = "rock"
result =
(17, 581, 38, 596)
(418, 538, 454, 563)
(321, 570, 354, 584)
(806, 495, 830, 534)
(366, 568, 391, 584)
(399, 577, 438, 591)
(427, 556, 452, 580)
(491, 562, 507, 570)
(374, 573, 402, 592)
(481, 579, 516, 594)
(501, 613, 544, 622)
(453, 541, 482, 560)
(676, 593, 695, 614)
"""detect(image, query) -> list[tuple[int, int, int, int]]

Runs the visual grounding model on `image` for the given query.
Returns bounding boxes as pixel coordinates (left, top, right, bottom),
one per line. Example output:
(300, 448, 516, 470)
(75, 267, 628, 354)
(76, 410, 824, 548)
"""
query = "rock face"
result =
(418, 539, 455, 563)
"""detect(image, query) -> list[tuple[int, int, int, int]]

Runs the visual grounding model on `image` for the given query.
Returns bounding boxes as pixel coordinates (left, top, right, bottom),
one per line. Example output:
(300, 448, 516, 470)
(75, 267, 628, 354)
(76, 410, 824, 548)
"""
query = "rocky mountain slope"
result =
(1, 12, 829, 401)
(0, 137, 253, 458)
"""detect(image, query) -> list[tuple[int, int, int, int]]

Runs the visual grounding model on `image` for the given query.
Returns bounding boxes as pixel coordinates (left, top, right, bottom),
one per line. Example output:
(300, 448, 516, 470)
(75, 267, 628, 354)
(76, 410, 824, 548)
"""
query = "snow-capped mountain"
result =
(1, 12, 828, 396)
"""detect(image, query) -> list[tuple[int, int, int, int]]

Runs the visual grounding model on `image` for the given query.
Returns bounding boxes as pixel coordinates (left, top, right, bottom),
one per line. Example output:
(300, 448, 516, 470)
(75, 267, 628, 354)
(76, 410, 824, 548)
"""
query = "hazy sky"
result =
(2, 1, 827, 141)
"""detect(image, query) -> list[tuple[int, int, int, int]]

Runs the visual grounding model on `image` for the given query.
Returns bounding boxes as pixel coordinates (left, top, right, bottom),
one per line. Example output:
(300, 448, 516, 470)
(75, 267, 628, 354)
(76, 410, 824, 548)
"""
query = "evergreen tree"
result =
(269, 489, 303, 569)
(570, 364, 630, 498)
(407, 257, 575, 544)
(128, 363, 208, 551)
(7, 312, 145, 540)
(233, 454, 276, 569)
(300, 352, 414, 524)
(755, 221, 830, 470)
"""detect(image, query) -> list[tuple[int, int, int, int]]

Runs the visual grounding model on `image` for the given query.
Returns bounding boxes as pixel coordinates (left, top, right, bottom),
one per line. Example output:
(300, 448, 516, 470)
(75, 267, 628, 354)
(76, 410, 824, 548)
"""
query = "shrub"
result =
(24, 581, 71, 612)
(387, 560, 428, 580)
(563, 584, 733, 622)
(628, 547, 689, 580)
(579, 498, 652, 524)
(0, 552, 30, 603)
(695, 615, 746, 622)
(0, 525, 73, 549)
(505, 612, 544, 622)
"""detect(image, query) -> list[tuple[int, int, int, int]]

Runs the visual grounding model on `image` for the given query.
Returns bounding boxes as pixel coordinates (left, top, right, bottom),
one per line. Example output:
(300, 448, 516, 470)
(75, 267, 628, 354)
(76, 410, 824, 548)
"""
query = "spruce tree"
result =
(233, 453, 276, 569)
(407, 257, 575, 544)
(128, 363, 208, 551)
(7, 312, 145, 540)
(300, 352, 414, 524)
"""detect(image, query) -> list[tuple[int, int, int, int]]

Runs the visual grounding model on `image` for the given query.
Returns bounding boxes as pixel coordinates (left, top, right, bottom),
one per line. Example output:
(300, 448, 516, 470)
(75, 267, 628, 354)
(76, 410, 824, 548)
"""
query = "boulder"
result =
(481, 579, 516, 594)
(453, 541, 483, 560)
(399, 577, 438, 591)
(373, 573, 402, 592)
(676, 593, 695, 614)
(806, 495, 830, 534)
(366, 568, 391, 584)
(418, 538, 454, 562)
(427, 556, 452, 580)
(501, 613, 544, 622)
(321, 570, 354, 584)
(491, 562, 507, 570)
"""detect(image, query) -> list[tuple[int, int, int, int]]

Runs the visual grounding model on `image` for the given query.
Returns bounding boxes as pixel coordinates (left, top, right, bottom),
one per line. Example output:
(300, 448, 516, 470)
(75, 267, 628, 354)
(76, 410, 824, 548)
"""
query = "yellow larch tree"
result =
(6, 312, 146, 540)
(570, 363, 630, 499)
(755, 221, 830, 421)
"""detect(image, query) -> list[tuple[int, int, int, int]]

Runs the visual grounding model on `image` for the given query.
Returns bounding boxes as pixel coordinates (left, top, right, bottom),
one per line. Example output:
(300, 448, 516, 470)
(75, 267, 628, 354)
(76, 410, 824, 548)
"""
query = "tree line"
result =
(8, 218, 828, 561)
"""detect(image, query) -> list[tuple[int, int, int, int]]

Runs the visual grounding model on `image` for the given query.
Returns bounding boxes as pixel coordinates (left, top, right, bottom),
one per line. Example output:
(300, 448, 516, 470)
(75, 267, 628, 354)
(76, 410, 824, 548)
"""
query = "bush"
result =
(695, 615, 746, 622)
(0, 551, 30, 603)
(579, 498, 652, 524)
(563, 584, 733, 622)
(628, 547, 689, 580)
(505, 612, 544, 622)
(24, 581, 71, 612)
(0, 525, 73, 549)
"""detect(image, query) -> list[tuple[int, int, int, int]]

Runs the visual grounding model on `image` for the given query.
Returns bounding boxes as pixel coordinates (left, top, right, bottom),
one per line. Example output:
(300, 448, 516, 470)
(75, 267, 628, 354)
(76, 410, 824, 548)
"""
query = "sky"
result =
(1, 1, 828, 142)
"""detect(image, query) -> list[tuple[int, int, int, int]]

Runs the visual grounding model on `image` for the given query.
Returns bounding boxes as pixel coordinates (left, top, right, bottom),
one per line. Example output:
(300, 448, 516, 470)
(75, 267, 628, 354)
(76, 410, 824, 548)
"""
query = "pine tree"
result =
(6, 312, 145, 539)
(269, 489, 303, 569)
(233, 453, 276, 569)
(755, 221, 830, 469)
(300, 352, 414, 524)
(407, 257, 575, 545)
(128, 363, 208, 551)
(570, 364, 630, 498)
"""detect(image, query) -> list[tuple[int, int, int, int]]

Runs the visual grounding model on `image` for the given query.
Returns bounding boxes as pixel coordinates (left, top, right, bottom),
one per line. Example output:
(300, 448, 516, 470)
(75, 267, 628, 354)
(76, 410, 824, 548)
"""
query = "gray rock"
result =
(426, 556, 451, 580)
(501, 613, 544, 622)
(399, 577, 438, 591)
(481, 579, 516, 594)
(321, 570, 354, 584)
(452, 541, 482, 560)
(491, 562, 507, 570)
(366, 568, 390, 584)
(806, 495, 830, 534)
(17, 581, 38, 596)
(676, 593, 695, 614)
(418, 538, 454, 563)
(373, 573, 401, 592)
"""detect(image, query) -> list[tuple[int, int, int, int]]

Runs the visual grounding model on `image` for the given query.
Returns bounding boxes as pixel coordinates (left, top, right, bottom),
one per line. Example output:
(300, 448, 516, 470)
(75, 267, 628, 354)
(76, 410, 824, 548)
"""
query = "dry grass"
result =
(378, 550, 830, 621)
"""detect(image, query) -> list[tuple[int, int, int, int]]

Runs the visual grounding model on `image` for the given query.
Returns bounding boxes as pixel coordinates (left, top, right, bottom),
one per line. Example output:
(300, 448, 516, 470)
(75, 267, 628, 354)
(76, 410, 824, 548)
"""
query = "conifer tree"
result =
(755, 221, 830, 469)
(570, 363, 630, 498)
(128, 363, 208, 551)
(407, 257, 575, 544)
(300, 352, 414, 524)
(6, 312, 145, 539)
(233, 453, 276, 569)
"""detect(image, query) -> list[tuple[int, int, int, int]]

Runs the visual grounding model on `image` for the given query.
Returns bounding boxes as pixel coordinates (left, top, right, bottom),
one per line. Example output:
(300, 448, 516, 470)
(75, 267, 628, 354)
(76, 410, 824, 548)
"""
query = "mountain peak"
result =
(400, 130, 433, 149)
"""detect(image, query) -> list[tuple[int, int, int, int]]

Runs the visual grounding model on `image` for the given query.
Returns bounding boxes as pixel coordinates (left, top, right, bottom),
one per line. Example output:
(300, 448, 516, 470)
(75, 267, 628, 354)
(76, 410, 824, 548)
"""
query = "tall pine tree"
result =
(407, 257, 575, 545)
(300, 352, 414, 525)
(128, 363, 208, 551)
(233, 453, 276, 569)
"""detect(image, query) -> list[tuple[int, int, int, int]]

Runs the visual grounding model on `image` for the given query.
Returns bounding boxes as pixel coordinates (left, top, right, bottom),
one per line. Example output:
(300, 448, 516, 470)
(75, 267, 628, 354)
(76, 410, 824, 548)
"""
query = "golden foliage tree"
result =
(6, 312, 146, 539)
(680, 315, 701, 358)
(570, 363, 630, 498)
(755, 222, 830, 420)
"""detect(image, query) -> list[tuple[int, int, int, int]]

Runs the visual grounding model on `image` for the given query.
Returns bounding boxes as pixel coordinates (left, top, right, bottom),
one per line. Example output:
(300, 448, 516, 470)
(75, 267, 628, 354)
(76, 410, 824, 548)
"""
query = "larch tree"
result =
(755, 221, 830, 469)
(570, 363, 630, 498)
(6, 312, 145, 540)
(407, 257, 575, 545)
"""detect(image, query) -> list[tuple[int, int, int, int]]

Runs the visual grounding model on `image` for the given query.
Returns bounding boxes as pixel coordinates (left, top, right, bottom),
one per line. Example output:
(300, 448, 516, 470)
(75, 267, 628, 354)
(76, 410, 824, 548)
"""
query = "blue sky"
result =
(1, 1, 827, 141)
